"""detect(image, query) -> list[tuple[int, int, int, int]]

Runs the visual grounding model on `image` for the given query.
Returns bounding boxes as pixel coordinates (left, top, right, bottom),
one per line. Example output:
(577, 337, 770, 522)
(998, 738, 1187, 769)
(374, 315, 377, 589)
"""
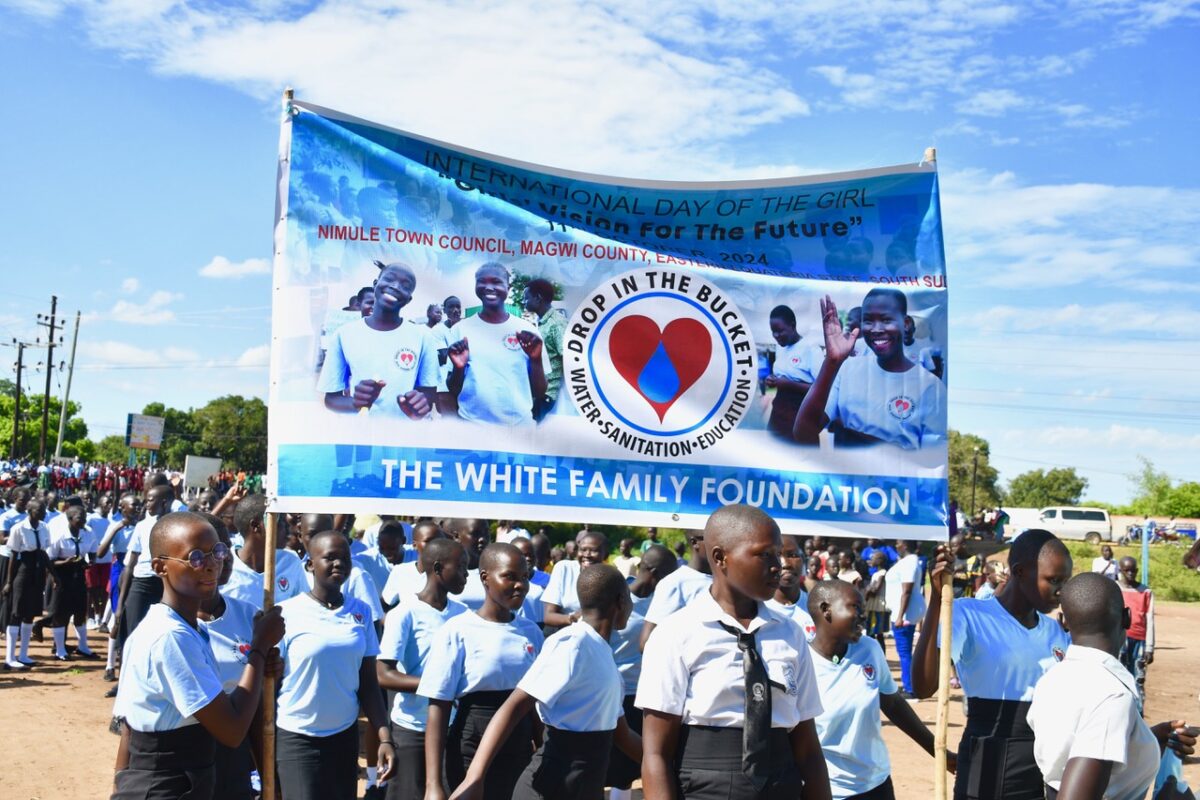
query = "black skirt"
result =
(0, 553, 10, 628)
(954, 699, 1042, 800)
(212, 737, 254, 800)
(605, 695, 642, 789)
(111, 725, 217, 800)
(447, 690, 533, 800)
(675, 725, 800, 800)
(276, 723, 359, 800)
(513, 727, 614, 800)
(384, 725, 426, 800)
(48, 560, 88, 623)
(10, 551, 48, 619)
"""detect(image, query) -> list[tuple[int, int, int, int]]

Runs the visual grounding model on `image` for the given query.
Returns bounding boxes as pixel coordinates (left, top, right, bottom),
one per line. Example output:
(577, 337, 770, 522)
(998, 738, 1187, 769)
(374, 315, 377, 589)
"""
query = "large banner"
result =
(269, 100, 949, 538)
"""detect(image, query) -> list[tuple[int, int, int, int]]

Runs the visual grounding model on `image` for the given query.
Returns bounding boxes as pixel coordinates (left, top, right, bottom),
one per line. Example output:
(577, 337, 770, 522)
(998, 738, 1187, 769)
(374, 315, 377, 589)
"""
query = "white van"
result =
(1037, 507, 1113, 543)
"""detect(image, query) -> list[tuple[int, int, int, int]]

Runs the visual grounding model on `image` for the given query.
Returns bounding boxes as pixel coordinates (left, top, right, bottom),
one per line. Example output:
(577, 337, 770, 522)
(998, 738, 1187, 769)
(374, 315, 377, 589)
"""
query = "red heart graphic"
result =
(400, 352, 413, 365)
(897, 400, 909, 411)
(609, 315, 711, 422)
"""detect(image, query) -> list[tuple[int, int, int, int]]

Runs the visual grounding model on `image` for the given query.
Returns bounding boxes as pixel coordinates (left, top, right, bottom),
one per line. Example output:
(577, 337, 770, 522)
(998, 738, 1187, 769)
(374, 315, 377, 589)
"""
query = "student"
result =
(510, 536, 547, 625)
(764, 305, 815, 438)
(543, 529, 610, 628)
(863, 552, 889, 651)
(3, 499, 49, 669)
(637, 504, 830, 800)
(86, 493, 114, 626)
(220, 494, 306, 610)
(111, 512, 285, 800)
(317, 261, 439, 418)
(521, 277, 566, 419)
(639, 527, 661, 555)
(638, 529, 712, 650)
(975, 562, 1006, 601)
(608, 544, 677, 800)
(381, 521, 447, 605)
(1028, 572, 1196, 800)
(442, 263, 547, 426)
(913, 529, 1073, 800)
(884, 540, 925, 695)
(418, 543, 544, 800)
(1115, 556, 1154, 707)
(355, 520, 411, 602)
(1090, 545, 1119, 581)
(45, 505, 97, 660)
(446, 519, 489, 611)
(793, 290, 946, 449)
(274, 529, 395, 800)
(377, 538, 469, 800)
(613, 538, 641, 579)
(836, 550, 863, 589)
(808, 580, 953, 800)
(115, 484, 175, 654)
(294, 513, 384, 624)
(195, 513, 263, 800)
(449, 564, 641, 800)
(765, 533, 815, 641)
(0, 488, 32, 642)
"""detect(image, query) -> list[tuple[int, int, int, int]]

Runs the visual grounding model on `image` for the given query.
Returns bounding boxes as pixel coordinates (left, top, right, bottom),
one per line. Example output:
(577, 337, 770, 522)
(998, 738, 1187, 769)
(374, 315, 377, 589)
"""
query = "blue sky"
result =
(1, 0, 1198, 503)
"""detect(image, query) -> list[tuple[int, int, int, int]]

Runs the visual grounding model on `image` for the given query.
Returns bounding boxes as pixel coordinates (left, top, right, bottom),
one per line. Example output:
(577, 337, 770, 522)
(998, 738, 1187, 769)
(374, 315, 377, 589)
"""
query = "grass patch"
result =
(63, 668, 85, 676)
(1064, 541, 1200, 602)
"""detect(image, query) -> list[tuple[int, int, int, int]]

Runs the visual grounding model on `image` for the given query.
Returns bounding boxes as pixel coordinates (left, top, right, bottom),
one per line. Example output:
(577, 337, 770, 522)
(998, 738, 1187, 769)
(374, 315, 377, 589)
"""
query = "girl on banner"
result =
(793, 289, 945, 449)
(764, 305, 816, 439)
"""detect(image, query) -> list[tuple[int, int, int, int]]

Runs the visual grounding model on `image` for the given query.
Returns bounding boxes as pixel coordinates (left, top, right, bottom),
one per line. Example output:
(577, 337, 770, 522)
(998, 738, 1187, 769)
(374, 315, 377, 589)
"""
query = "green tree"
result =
(141, 402, 200, 469)
(94, 434, 132, 465)
(1006, 468, 1088, 508)
(0, 391, 89, 460)
(193, 395, 268, 472)
(1127, 456, 1173, 516)
(1165, 482, 1200, 518)
(948, 430, 1001, 516)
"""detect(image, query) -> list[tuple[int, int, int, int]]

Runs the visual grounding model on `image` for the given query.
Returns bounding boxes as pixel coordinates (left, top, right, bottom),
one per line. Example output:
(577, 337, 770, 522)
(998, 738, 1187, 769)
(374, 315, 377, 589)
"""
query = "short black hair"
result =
(1061, 572, 1124, 638)
(526, 278, 555, 301)
(422, 537, 464, 571)
(807, 579, 856, 618)
(577, 563, 629, 612)
(769, 305, 796, 327)
(475, 262, 510, 283)
(378, 520, 407, 544)
(1008, 529, 1064, 568)
(705, 504, 779, 552)
(149, 511, 214, 558)
(863, 287, 908, 315)
(479, 542, 524, 574)
(233, 494, 267, 537)
(641, 544, 677, 578)
(307, 528, 348, 555)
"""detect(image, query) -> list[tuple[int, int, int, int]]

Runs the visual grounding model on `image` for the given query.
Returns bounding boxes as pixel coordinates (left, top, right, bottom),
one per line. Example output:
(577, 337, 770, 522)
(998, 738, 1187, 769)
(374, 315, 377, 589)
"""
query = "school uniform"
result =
(46, 529, 95, 656)
(378, 593, 468, 800)
(417, 610, 545, 797)
(542, 558, 582, 614)
(944, 597, 1071, 800)
(8, 518, 51, 620)
(107, 517, 135, 614)
(823, 356, 946, 449)
(512, 621, 625, 800)
(642, 564, 712, 627)
(529, 567, 550, 589)
(636, 590, 823, 800)
(451, 313, 549, 426)
(1028, 645, 1158, 800)
(452, 568, 487, 612)
(275, 593, 381, 800)
(111, 603, 225, 800)
(606, 591, 653, 790)
(86, 512, 113, 595)
(381, 560, 426, 606)
(519, 576, 545, 624)
(200, 595, 260, 800)
(305, 563, 384, 622)
(220, 549, 305, 610)
(0, 509, 29, 630)
(765, 595, 815, 642)
(809, 637, 899, 799)
(118, 514, 164, 654)
(767, 340, 818, 437)
(354, 547, 398, 599)
(316, 318, 440, 417)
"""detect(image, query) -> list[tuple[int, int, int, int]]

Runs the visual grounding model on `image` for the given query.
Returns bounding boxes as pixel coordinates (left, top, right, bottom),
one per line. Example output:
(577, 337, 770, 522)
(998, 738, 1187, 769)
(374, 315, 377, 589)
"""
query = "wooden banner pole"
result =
(261, 511, 278, 800)
(934, 574, 953, 800)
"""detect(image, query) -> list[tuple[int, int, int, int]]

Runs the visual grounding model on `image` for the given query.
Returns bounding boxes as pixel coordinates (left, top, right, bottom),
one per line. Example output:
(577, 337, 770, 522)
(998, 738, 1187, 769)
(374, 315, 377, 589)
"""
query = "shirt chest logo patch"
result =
(524, 642, 536, 656)
(862, 664, 876, 682)
(888, 395, 916, 420)
(235, 640, 252, 662)
(278, 577, 290, 591)
(352, 612, 364, 624)
(503, 333, 522, 351)
(395, 348, 417, 369)
(1052, 646, 1065, 662)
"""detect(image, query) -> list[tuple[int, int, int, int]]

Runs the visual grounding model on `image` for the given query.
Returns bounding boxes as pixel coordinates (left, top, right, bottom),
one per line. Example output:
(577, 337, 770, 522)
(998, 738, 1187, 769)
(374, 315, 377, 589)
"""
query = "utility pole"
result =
(10, 340, 25, 459)
(36, 295, 61, 463)
(54, 311, 81, 459)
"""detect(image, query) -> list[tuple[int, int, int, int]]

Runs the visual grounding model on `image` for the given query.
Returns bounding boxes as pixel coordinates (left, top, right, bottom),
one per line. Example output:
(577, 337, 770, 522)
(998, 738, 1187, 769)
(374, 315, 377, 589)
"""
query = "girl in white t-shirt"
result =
(765, 305, 816, 438)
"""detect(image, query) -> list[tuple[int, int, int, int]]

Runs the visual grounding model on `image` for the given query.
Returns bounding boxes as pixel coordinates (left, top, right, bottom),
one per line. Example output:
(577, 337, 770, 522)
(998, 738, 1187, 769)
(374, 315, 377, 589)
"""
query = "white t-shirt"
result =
(1029, 645, 1159, 800)
(810, 637, 899, 798)
(382, 561, 426, 606)
(884, 553, 926, 624)
(378, 593, 467, 731)
(542, 558, 582, 614)
(824, 355, 946, 449)
(0, 508, 28, 558)
(113, 604, 224, 732)
(518, 621, 624, 732)
(774, 340, 818, 383)
(451, 313, 547, 426)
(766, 596, 816, 642)
(1092, 557, 1120, 581)
(636, 590, 823, 729)
(316, 318, 439, 417)
(276, 593, 381, 737)
(643, 564, 712, 625)
(417, 611, 544, 701)
(88, 513, 113, 565)
(127, 515, 160, 579)
(201, 594, 259, 693)
(610, 592, 653, 696)
(946, 596, 1071, 701)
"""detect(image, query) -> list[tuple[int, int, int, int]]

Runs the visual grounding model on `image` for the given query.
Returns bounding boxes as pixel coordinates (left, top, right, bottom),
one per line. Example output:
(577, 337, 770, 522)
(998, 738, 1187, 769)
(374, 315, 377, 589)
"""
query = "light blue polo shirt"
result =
(643, 565, 712, 625)
(810, 637, 898, 798)
(276, 594, 381, 737)
(113, 604, 223, 732)
(542, 558, 582, 613)
(610, 592, 653, 696)
(767, 595, 816, 642)
(201, 594, 260, 693)
(946, 596, 1071, 701)
(305, 564, 384, 622)
(417, 611, 544, 701)
(378, 594, 468, 731)
(518, 621, 624, 732)
(451, 569, 486, 612)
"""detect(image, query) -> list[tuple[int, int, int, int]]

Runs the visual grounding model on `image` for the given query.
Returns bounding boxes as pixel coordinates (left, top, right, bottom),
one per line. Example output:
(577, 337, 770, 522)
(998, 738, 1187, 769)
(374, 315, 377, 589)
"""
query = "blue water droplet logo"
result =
(637, 342, 680, 404)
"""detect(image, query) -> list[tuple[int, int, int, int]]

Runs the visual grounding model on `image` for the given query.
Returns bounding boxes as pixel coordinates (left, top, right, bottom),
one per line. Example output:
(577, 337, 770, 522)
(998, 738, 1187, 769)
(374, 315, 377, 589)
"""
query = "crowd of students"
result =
(1, 482, 1196, 800)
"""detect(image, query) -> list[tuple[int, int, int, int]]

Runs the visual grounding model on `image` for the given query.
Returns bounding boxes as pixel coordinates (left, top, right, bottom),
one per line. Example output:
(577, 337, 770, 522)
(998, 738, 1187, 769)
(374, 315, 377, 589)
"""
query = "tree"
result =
(1165, 482, 1200, 518)
(1127, 456, 1173, 516)
(141, 402, 200, 469)
(0, 391, 89, 460)
(948, 430, 1001, 516)
(1005, 468, 1088, 508)
(193, 395, 268, 472)
(94, 434, 132, 465)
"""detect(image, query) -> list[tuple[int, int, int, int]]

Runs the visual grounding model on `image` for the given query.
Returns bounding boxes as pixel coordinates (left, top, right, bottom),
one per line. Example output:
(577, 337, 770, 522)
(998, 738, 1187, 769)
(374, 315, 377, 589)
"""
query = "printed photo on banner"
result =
(269, 101, 949, 536)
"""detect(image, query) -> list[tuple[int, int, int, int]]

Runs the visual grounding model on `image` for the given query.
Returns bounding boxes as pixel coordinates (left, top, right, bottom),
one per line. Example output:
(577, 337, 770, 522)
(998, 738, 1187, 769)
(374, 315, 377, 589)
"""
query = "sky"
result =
(1, 0, 1198, 504)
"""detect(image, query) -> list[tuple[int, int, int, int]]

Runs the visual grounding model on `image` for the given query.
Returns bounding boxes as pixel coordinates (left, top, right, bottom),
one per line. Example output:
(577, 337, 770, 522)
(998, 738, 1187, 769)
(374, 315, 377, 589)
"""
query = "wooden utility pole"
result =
(36, 295, 61, 462)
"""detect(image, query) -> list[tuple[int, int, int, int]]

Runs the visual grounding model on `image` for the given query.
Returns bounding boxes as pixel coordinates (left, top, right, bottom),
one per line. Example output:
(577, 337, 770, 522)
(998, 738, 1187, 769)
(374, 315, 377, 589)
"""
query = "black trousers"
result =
(446, 690, 533, 800)
(605, 695, 642, 789)
(848, 776, 896, 800)
(384, 725, 426, 800)
(954, 699, 1042, 800)
(111, 726, 216, 800)
(277, 724, 360, 800)
(116, 575, 163, 654)
(512, 727, 614, 800)
(212, 738, 254, 800)
(676, 725, 800, 800)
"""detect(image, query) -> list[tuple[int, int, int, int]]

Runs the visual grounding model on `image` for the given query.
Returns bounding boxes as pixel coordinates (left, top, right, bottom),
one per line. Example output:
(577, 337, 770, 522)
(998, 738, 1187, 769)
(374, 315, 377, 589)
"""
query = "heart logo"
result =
(352, 612, 364, 623)
(862, 664, 876, 681)
(888, 395, 915, 421)
(237, 642, 252, 656)
(503, 333, 521, 351)
(395, 348, 416, 369)
(278, 577, 289, 590)
(609, 316, 711, 421)
(1053, 646, 1065, 662)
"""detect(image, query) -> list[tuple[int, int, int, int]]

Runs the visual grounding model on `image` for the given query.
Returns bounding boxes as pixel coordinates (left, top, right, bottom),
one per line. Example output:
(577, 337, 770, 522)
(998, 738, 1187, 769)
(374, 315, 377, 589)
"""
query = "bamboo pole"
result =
(261, 512, 278, 800)
(934, 572, 953, 800)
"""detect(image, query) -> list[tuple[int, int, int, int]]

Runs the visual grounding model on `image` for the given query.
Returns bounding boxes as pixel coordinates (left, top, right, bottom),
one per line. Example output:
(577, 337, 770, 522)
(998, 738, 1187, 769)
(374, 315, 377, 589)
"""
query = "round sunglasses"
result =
(160, 542, 232, 570)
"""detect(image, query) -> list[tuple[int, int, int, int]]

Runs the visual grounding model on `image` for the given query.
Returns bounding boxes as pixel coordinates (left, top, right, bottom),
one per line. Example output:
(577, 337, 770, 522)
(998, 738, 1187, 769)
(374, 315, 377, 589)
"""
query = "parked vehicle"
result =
(1037, 506, 1113, 543)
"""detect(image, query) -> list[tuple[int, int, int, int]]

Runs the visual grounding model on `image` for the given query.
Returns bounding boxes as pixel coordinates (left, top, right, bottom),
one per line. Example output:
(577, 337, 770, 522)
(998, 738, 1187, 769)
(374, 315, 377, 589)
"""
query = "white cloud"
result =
(121, 277, 139, 293)
(77, 340, 200, 368)
(199, 255, 271, 279)
(234, 344, 270, 368)
(89, 289, 182, 325)
(956, 88, 1026, 116)
(1003, 424, 1200, 454)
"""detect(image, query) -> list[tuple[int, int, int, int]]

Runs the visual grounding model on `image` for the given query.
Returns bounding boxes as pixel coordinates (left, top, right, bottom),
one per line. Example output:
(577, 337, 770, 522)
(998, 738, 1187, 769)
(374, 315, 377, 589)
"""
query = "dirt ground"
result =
(2, 603, 1197, 800)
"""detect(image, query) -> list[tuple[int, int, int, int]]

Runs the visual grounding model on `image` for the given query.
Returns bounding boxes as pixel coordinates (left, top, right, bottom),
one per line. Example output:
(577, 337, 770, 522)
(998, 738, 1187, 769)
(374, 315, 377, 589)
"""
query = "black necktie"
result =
(719, 621, 772, 790)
